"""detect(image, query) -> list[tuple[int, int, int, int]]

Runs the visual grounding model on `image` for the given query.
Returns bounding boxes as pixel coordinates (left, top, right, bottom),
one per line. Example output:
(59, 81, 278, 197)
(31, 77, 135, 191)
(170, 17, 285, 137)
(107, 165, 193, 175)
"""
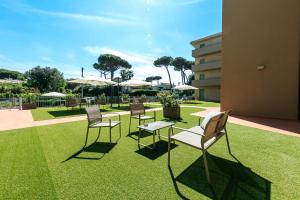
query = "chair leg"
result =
(95, 127, 101, 142)
(224, 128, 232, 155)
(202, 150, 212, 185)
(119, 122, 121, 139)
(84, 126, 90, 147)
(109, 127, 112, 143)
(128, 117, 132, 136)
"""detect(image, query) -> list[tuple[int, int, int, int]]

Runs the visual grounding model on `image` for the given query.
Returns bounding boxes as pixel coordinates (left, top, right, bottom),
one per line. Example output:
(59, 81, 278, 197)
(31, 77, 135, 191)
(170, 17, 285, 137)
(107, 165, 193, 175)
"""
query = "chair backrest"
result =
(217, 109, 232, 131)
(85, 106, 102, 124)
(201, 113, 224, 145)
(130, 103, 145, 116)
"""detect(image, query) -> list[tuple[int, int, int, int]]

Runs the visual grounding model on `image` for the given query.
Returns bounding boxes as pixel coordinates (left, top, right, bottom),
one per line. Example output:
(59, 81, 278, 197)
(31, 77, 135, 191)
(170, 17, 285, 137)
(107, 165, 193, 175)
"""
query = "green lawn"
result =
(31, 104, 161, 121)
(180, 100, 220, 107)
(1, 107, 299, 199)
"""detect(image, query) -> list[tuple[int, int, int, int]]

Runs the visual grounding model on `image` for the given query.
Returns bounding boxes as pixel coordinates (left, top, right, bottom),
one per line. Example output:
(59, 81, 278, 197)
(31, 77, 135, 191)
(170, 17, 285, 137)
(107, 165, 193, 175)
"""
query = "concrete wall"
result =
(202, 70, 221, 79)
(205, 87, 220, 102)
(221, 0, 300, 119)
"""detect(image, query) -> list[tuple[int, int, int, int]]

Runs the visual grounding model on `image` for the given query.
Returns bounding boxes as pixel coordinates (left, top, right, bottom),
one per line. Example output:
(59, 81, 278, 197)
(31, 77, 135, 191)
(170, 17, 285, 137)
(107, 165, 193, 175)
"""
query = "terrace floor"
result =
(1, 105, 300, 138)
(0, 107, 299, 199)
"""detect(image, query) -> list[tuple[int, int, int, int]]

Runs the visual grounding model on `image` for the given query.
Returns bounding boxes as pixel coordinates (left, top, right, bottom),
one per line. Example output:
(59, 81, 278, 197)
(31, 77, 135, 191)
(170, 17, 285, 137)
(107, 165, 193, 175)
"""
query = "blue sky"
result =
(0, 0, 222, 84)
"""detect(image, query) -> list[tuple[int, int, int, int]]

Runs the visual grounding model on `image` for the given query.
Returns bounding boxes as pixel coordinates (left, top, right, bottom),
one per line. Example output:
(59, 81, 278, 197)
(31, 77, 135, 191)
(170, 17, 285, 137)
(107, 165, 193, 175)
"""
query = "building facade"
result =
(221, 0, 300, 120)
(191, 33, 222, 102)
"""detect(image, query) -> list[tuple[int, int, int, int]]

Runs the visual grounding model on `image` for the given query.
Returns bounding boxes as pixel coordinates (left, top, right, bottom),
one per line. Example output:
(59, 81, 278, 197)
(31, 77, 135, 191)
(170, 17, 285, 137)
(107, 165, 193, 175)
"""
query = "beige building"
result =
(221, 0, 300, 120)
(191, 33, 222, 102)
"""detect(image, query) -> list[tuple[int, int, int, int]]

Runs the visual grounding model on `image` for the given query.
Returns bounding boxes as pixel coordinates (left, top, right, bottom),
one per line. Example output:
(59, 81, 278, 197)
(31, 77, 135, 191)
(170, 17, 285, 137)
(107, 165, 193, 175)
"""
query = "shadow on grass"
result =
(62, 142, 116, 162)
(169, 153, 271, 200)
(128, 130, 153, 140)
(135, 140, 177, 160)
(48, 108, 86, 118)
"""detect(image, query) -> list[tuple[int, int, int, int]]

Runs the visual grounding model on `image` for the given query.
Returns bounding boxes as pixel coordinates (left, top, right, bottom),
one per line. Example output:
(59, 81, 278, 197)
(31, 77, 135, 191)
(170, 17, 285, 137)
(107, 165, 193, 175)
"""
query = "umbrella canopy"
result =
(0, 79, 24, 84)
(119, 79, 152, 87)
(173, 84, 198, 91)
(41, 92, 67, 97)
(68, 76, 116, 86)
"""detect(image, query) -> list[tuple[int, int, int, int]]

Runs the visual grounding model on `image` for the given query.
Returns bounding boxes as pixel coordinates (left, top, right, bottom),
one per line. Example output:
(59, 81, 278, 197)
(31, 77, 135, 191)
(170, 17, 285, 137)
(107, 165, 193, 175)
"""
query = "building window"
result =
(200, 74, 205, 80)
(200, 58, 205, 64)
(200, 43, 205, 48)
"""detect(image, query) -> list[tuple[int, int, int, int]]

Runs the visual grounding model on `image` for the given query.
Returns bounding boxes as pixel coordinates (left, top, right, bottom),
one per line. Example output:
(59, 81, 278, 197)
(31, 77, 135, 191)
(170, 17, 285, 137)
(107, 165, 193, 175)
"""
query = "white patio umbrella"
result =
(68, 75, 116, 86)
(41, 92, 67, 97)
(119, 79, 152, 87)
(173, 84, 198, 91)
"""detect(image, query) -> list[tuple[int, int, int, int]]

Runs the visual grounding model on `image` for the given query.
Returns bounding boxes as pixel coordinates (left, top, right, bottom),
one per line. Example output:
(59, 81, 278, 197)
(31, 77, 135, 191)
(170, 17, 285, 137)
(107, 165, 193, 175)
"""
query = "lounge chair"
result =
(84, 106, 121, 147)
(168, 110, 232, 185)
(128, 103, 156, 135)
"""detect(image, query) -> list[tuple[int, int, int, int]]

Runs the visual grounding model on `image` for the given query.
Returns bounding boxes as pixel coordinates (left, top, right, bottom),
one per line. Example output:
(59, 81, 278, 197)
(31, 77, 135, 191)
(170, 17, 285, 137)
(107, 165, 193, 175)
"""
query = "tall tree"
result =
(183, 60, 194, 84)
(97, 54, 131, 79)
(171, 57, 187, 84)
(93, 63, 109, 79)
(145, 76, 162, 85)
(153, 56, 173, 89)
(120, 69, 134, 81)
(25, 66, 65, 93)
(171, 58, 194, 84)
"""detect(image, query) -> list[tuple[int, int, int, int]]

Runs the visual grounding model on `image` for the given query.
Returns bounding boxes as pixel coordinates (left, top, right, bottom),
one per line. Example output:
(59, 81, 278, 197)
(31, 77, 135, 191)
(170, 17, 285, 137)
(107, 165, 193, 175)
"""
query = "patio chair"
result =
(84, 106, 121, 147)
(168, 110, 232, 185)
(128, 103, 156, 135)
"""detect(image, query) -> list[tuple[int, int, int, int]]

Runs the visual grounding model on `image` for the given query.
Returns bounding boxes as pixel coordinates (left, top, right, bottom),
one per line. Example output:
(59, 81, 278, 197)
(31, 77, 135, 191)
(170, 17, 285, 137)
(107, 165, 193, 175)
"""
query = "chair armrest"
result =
(102, 112, 121, 122)
(172, 126, 204, 136)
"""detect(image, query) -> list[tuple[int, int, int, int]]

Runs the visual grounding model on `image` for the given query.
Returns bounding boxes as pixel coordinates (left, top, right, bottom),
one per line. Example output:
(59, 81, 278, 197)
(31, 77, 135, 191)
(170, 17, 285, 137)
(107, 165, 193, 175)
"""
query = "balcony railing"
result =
(192, 42, 222, 57)
(192, 60, 222, 72)
(192, 78, 221, 87)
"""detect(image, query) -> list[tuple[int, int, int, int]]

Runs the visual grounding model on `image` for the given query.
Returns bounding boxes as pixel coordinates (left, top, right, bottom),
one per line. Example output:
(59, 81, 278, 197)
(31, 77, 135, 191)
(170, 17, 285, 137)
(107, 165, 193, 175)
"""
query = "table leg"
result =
(138, 128, 141, 149)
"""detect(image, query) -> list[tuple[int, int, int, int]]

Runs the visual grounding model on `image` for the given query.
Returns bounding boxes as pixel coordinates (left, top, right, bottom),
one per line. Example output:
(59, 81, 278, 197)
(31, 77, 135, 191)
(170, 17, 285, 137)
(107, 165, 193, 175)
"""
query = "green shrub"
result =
(157, 92, 179, 108)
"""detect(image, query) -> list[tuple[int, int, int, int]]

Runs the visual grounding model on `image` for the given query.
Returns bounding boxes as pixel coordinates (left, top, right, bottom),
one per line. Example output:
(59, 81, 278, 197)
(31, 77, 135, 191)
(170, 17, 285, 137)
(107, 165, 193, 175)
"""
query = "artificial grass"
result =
(31, 104, 161, 121)
(180, 100, 220, 107)
(0, 107, 299, 199)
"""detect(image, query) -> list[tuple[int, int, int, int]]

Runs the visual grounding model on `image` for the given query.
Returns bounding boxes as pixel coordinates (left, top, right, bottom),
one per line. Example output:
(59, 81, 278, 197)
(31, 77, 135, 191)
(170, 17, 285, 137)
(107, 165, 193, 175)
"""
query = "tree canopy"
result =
(145, 76, 162, 82)
(153, 56, 173, 89)
(171, 57, 194, 84)
(120, 69, 134, 81)
(25, 66, 65, 93)
(94, 54, 132, 79)
(0, 68, 24, 80)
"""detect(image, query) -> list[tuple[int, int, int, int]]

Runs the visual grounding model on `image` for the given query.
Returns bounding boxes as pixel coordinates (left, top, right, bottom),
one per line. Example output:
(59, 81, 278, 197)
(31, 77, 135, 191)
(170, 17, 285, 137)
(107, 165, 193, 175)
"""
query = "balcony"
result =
(192, 60, 222, 72)
(192, 42, 222, 57)
(192, 78, 221, 87)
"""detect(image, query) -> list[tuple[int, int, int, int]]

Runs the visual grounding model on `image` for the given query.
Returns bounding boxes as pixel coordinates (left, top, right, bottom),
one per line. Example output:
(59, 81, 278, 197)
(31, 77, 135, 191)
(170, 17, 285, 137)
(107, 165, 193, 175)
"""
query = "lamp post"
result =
(81, 67, 84, 98)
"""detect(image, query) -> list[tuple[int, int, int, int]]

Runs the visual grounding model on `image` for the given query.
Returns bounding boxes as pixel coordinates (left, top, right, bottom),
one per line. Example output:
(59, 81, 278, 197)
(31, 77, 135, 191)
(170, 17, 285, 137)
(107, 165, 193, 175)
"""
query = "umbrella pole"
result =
(117, 80, 120, 108)
(110, 85, 113, 107)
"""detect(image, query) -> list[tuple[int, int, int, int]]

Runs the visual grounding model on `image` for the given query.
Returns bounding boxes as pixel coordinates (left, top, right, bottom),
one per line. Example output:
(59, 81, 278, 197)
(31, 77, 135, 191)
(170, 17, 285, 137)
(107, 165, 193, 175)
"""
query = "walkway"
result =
(0, 108, 162, 132)
(191, 107, 300, 138)
(0, 106, 299, 137)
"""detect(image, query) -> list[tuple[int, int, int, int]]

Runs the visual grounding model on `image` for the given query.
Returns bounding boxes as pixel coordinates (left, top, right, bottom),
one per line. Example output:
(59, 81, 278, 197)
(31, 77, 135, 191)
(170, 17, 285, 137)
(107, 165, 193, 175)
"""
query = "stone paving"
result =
(0, 106, 299, 138)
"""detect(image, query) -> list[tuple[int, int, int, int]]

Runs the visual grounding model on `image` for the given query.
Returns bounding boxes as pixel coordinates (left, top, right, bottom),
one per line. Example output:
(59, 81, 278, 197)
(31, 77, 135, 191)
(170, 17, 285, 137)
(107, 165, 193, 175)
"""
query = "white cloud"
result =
(0, 1, 136, 25)
(177, 0, 205, 5)
(83, 46, 154, 65)
(41, 57, 53, 62)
